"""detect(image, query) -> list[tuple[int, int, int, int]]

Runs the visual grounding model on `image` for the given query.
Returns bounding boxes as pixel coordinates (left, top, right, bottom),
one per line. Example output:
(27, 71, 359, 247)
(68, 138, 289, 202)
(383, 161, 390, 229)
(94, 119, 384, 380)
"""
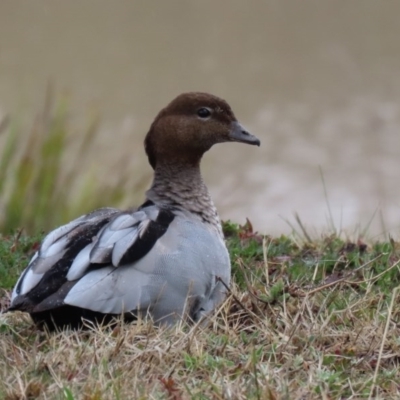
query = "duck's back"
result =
(9, 206, 230, 329)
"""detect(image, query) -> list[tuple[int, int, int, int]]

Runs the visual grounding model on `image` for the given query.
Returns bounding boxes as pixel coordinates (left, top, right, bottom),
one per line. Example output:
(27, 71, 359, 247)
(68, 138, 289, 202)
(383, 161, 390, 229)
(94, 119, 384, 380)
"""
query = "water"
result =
(1, 0, 400, 237)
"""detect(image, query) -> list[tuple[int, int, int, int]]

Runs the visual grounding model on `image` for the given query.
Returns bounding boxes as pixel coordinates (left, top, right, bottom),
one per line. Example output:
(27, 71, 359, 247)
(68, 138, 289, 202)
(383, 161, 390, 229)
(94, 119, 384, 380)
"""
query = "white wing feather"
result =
(111, 228, 139, 267)
(67, 243, 94, 281)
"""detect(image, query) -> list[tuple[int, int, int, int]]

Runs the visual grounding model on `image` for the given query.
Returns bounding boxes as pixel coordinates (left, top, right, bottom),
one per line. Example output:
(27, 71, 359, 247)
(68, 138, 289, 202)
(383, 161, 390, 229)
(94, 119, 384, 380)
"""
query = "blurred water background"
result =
(1, 0, 400, 237)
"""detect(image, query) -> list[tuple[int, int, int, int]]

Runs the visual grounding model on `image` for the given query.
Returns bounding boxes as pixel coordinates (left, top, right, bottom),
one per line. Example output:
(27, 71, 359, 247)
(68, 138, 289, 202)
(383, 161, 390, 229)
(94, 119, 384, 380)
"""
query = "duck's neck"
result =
(145, 161, 223, 236)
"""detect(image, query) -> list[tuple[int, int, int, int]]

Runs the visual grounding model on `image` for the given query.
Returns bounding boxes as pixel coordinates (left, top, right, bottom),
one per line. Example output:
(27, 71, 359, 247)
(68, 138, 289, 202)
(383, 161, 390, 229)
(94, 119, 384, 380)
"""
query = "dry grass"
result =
(1, 223, 400, 399)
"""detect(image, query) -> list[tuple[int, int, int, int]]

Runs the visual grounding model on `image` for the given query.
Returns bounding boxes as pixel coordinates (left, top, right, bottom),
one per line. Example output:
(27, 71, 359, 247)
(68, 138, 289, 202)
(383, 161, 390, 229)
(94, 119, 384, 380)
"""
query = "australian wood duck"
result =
(8, 92, 260, 330)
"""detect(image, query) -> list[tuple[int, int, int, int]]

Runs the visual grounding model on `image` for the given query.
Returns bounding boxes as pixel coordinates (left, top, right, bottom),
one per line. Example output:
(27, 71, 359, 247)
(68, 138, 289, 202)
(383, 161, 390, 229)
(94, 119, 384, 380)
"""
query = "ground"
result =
(1, 221, 400, 399)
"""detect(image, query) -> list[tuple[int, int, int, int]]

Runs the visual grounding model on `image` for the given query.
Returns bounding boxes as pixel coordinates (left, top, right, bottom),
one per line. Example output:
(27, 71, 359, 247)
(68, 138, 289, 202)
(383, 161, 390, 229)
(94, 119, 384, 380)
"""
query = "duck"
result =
(8, 92, 260, 330)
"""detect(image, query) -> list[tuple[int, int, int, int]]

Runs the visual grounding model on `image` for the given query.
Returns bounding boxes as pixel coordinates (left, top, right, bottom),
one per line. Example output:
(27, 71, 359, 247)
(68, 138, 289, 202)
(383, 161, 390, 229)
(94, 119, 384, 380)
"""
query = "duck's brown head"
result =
(144, 92, 260, 169)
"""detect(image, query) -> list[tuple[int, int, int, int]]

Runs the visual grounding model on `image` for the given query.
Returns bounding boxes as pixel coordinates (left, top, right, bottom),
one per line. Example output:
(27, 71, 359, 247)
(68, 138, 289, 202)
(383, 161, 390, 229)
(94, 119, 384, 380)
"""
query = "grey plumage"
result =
(64, 211, 230, 322)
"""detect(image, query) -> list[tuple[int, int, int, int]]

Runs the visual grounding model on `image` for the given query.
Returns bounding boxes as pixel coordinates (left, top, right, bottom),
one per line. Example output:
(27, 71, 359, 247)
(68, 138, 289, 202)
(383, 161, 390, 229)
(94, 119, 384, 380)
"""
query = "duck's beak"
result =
(229, 121, 260, 146)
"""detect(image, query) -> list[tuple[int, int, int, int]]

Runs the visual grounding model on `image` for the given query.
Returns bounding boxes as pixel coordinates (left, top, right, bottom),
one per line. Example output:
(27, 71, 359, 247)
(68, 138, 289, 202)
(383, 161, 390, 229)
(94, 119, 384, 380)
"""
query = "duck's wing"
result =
(9, 203, 175, 315)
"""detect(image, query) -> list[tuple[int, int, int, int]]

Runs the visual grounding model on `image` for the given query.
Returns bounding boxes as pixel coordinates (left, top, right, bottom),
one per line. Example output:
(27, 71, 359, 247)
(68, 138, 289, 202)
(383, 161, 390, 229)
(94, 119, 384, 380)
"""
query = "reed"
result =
(0, 88, 146, 234)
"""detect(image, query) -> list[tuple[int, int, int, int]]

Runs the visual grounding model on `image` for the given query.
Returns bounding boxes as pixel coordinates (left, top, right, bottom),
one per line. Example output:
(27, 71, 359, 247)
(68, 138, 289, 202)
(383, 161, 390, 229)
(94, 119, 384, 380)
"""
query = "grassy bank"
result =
(1, 222, 400, 399)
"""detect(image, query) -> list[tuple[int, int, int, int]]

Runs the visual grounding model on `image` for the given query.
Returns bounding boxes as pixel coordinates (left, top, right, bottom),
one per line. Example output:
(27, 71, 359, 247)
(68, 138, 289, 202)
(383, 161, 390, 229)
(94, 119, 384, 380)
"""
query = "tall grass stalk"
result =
(0, 88, 146, 234)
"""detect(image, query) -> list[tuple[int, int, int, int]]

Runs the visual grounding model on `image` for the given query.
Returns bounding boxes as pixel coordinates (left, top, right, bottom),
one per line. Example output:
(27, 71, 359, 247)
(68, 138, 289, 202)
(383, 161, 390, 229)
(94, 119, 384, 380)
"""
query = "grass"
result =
(0, 86, 148, 234)
(1, 222, 400, 399)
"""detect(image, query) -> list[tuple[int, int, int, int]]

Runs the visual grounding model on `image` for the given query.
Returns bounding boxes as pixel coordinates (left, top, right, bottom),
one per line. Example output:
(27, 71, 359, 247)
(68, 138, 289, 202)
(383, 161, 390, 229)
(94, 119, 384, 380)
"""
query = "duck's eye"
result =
(197, 108, 211, 119)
